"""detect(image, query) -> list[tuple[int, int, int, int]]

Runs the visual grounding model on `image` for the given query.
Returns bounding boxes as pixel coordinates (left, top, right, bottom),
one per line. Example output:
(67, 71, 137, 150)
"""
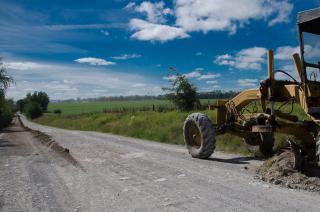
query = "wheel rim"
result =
(187, 122, 202, 148)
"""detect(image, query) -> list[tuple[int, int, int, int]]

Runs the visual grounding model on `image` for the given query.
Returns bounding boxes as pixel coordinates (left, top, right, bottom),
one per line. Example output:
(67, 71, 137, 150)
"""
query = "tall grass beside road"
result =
(35, 103, 309, 155)
(35, 110, 252, 155)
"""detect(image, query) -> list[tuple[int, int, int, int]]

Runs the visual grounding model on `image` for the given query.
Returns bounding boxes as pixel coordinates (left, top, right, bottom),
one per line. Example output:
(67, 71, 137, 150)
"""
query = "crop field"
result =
(48, 99, 216, 115)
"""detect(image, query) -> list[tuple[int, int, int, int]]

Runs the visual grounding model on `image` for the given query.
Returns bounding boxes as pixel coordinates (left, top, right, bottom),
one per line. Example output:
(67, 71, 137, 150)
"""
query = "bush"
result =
(0, 104, 13, 129)
(53, 109, 62, 114)
(25, 102, 43, 119)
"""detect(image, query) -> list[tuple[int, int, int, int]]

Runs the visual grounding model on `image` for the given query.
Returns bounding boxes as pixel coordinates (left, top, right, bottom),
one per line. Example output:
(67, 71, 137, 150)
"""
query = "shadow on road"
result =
(206, 156, 263, 165)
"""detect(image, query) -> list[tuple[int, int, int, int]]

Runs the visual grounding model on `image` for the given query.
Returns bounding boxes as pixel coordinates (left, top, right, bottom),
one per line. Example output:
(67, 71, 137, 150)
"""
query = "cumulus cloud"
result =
(132, 83, 146, 87)
(111, 54, 142, 60)
(184, 71, 201, 78)
(127, 0, 293, 42)
(74, 57, 115, 66)
(132, 1, 173, 24)
(198, 73, 221, 80)
(305, 44, 320, 61)
(195, 52, 204, 56)
(129, 19, 189, 42)
(4, 61, 48, 70)
(275, 64, 299, 81)
(163, 71, 221, 81)
(215, 47, 267, 70)
(275, 46, 300, 60)
(175, 0, 293, 34)
(206, 80, 218, 84)
(237, 78, 258, 87)
(163, 75, 177, 81)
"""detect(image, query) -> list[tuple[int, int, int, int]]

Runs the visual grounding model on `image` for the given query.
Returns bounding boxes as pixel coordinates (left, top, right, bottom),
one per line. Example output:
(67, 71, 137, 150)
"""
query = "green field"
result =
(49, 99, 216, 115)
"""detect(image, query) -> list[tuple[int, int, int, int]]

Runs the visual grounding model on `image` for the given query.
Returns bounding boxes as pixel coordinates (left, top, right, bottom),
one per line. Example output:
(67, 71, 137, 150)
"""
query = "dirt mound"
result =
(257, 151, 320, 192)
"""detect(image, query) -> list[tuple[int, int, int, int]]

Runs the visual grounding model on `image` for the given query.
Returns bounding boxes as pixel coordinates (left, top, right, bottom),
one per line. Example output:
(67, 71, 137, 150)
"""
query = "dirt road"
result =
(0, 116, 319, 212)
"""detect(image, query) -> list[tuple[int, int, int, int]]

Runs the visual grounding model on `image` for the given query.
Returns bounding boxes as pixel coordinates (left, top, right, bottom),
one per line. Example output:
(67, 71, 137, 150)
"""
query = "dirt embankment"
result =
(257, 151, 320, 192)
(17, 116, 80, 167)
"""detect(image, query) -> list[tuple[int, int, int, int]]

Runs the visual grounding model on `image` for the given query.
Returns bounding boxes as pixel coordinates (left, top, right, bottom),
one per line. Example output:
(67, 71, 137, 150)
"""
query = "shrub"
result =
(25, 102, 43, 119)
(0, 104, 13, 129)
(53, 109, 62, 114)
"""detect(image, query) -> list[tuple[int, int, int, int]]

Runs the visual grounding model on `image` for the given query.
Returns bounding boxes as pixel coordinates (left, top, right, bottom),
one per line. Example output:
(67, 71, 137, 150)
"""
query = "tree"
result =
(163, 69, 200, 111)
(0, 58, 14, 129)
(16, 99, 25, 112)
(24, 91, 49, 112)
(0, 58, 13, 95)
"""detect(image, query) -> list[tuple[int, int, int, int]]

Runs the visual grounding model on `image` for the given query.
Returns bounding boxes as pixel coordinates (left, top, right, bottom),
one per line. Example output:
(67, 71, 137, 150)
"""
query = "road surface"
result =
(0, 116, 319, 212)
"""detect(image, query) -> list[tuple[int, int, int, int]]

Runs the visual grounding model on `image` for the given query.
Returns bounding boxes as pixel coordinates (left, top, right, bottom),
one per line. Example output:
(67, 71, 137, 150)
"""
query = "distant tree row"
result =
(53, 91, 238, 103)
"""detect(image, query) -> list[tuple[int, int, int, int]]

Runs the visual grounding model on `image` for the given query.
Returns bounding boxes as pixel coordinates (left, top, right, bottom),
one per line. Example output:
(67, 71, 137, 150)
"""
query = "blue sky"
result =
(1, 0, 319, 100)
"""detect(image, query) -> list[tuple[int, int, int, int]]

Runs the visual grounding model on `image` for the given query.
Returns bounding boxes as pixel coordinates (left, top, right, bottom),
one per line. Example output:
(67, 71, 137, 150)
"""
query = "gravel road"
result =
(0, 116, 319, 212)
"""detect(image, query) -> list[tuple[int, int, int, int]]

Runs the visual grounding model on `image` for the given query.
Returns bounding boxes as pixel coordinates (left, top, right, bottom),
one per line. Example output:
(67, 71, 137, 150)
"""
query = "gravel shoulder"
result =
(0, 116, 319, 211)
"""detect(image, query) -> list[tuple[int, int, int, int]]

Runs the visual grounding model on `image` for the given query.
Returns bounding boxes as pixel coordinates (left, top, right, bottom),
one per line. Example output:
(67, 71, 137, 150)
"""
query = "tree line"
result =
(53, 91, 239, 103)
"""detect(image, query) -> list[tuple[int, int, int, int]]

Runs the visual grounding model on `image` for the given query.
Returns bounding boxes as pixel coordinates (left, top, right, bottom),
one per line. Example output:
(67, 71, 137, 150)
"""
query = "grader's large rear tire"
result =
(183, 113, 215, 159)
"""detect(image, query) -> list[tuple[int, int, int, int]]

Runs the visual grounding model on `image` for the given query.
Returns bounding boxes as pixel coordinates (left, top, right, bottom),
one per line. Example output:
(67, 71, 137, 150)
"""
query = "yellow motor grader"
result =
(183, 8, 320, 168)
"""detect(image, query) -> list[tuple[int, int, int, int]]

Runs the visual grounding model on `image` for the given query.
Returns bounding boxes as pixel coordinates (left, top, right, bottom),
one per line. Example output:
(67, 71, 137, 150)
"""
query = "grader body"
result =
(183, 8, 320, 168)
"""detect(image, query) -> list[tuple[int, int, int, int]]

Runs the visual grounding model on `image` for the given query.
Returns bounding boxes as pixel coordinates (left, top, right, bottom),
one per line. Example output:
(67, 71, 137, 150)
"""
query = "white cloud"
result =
(129, 19, 189, 42)
(184, 71, 201, 78)
(198, 73, 221, 80)
(215, 47, 267, 70)
(267, 1, 293, 26)
(111, 54, 142, 60)
(74, 57, 115, 66)
(163, 75, 177, 81)
(132, 83, 146, 87)
(206, 80, 218, 84)
(101, 30, 109, 36)
(6, 61, 163, 100)
(125, 2, 136, 10)
(275, 46, 300, 60)
(275, 64, 299, 81)
(305, 44, 320, 60)
(195, 67, 204, 71)
(195, 52, 204, 56)
(133, 1, 173, 24)
(175, 0, 293, 34)
(4, 61, 48, 70)
(127, 0, 293, 42)
(163, 71, 221, 81)
(237, 78, 258, 87)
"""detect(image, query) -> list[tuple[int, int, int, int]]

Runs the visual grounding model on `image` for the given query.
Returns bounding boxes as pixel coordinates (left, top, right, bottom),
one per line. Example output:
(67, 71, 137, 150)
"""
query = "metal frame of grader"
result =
(183, 8, 320, 167)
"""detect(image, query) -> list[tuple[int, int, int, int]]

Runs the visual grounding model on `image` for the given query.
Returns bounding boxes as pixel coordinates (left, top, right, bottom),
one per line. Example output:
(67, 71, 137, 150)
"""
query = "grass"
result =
(35, 110, 252, 155)
(35, 101, 310, 156)
(48, 99, 216, 115)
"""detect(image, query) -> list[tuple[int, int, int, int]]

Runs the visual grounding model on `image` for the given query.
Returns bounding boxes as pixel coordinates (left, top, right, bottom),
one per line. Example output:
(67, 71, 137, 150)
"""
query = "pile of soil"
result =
(256, 151, 320, 192)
